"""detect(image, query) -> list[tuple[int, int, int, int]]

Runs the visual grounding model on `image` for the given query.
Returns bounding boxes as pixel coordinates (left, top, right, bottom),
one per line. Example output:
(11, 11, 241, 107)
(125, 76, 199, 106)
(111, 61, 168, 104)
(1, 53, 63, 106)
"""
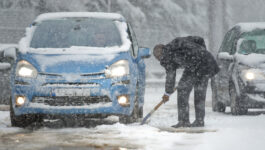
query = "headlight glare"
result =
(18, 67, 33, 77)
(117, 95, 130, 106)
(245, 72, 255, 80)
(16, 60, 38, 78)
(105, 60, 129, 78)
(16, 96, 26, 106)
(241, 69, 265, 81)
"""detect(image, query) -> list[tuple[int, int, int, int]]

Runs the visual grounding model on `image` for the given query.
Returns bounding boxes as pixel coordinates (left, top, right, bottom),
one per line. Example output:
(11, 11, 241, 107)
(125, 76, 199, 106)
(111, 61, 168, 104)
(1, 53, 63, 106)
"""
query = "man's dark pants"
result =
(177, 70, 209, 123)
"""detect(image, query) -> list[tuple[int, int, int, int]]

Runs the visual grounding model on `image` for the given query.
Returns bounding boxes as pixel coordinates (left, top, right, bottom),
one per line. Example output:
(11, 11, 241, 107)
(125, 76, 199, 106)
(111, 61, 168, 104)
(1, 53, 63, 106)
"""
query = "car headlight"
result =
(241, 69, 265, 81)
(16, 60, 38, 78)
(105, 60, 129, 78)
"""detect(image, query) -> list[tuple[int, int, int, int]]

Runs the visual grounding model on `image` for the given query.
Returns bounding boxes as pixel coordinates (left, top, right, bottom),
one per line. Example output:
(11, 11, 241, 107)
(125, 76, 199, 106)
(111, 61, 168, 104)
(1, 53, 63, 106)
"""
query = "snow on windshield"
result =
(34, 12, 125, 22)
(18, 12, 131, 54)
(30, 18, 122, 48)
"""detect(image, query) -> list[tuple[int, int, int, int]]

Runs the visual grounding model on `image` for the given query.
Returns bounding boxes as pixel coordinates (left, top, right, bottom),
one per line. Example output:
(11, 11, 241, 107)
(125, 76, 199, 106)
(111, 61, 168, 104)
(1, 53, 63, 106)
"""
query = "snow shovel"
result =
(141, 87, 177, 125)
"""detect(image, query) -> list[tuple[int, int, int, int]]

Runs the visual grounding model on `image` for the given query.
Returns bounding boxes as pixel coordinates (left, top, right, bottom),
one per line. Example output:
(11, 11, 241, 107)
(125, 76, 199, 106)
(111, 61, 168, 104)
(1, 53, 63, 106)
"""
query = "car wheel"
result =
(10, 98, 39, 127)
(136, 82, 143, 118)
(229, 83, 248, 115)
(211, 77, 226, 112)
(138, 106, 143, 118)
(119, 103, 138, 124)
(213, 101, 226, 112)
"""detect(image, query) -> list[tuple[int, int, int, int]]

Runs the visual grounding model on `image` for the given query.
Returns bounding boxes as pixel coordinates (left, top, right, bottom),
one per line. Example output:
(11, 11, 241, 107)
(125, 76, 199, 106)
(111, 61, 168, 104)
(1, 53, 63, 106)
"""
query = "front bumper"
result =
(241, 81, 265, 108)
(11, 75, 136, 116)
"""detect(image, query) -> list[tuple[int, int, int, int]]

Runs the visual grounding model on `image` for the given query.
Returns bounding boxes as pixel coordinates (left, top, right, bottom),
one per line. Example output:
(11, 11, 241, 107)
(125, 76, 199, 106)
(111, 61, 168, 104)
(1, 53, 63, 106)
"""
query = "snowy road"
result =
(1, 85, 265, 150)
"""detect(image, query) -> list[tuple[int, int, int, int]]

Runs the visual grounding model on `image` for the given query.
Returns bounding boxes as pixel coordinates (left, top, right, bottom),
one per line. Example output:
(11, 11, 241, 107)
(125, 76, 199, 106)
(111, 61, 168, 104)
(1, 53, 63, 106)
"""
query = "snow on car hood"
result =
(27, 53, 118, 74)
(235, 53, 265, 68)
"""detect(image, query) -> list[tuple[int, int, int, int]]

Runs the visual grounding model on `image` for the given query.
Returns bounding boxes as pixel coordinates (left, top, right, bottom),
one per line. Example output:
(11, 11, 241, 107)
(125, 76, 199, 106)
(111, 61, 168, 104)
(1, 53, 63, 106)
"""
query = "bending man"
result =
(153, 36, 219, 128)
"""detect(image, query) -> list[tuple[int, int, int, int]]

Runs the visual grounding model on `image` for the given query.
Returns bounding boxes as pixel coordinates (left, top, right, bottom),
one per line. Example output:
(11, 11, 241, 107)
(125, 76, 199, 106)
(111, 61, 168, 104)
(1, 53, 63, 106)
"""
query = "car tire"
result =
(138, 106, 143, 118)
(119, 102, 139, 124)
(10, 98, 40, 127)
(213, 101, 226, 112)
(229, 83, 248, 115)
(136, 82, 143, 118)
(211, 77, 226, 112)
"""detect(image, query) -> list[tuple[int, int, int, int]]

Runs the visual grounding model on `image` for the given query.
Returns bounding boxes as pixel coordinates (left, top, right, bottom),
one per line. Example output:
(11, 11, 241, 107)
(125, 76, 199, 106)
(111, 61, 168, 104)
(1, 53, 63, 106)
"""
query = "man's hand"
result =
(162, 94, 169, 103)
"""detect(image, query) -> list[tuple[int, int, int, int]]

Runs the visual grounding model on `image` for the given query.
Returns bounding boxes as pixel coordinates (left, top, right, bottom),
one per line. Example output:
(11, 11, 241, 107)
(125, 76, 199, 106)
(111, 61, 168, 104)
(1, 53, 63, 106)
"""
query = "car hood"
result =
(21, 53, 124, 74)
(236, 53, 265, 68)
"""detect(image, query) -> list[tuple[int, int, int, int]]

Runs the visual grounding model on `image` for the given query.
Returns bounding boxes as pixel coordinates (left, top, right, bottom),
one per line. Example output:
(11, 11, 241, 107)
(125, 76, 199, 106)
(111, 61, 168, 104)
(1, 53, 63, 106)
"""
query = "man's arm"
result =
(161, 67, 177, 103)
(165, 67, 177, 95)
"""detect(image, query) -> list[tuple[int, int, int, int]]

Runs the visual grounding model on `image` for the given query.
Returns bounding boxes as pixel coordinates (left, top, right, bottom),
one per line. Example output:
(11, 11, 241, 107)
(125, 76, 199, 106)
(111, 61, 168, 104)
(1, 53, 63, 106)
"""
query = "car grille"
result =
(42, 83, 100, 87)
(39, 72, 105, 79)
(32, 96, 111, 106)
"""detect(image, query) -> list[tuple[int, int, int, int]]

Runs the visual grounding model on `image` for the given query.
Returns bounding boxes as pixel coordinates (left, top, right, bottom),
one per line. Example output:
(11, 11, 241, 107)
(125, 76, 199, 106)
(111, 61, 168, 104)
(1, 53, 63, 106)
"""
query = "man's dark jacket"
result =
(160, 36, 219, 94)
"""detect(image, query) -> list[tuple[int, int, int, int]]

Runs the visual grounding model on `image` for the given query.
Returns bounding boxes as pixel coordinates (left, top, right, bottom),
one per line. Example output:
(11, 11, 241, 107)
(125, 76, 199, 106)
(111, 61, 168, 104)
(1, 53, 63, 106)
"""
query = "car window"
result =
(229, 29, 240, 54)
(220, 28, 238, 54)
(219, 30, 232, 53)
(30, 18, 122, 48)
(238, 29, 265, 55)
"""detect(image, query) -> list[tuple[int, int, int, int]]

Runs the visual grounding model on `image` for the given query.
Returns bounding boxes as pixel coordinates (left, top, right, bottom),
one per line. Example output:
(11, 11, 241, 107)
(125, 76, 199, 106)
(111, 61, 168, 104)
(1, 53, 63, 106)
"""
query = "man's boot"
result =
(171, 121, 191, 128)
(191, 119, 204, 127)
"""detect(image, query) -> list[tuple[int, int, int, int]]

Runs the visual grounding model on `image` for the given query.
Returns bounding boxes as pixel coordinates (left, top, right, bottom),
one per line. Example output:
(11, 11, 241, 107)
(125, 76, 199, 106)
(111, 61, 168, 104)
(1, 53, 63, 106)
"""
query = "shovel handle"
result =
(154, 99, 165, 110)
(141, 87, 177, 125)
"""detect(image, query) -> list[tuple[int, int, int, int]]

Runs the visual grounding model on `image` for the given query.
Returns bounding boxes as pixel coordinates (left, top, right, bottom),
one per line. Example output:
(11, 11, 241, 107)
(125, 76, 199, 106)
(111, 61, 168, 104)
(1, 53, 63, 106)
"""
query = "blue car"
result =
(9, 12, 150, 127)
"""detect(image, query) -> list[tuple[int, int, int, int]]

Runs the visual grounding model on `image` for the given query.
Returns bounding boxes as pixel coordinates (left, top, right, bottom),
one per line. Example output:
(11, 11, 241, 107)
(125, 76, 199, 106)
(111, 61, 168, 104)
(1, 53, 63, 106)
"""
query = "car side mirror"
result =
(3, 47, 17, 60)
(138, 47, 151, 59)
(0, 62, 11, 70)
(218, 52, 233, 61)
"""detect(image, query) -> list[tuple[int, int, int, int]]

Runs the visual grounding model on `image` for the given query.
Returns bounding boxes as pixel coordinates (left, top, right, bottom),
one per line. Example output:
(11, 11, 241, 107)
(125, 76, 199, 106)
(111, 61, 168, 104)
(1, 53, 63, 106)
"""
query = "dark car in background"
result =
(212, 23, 265, 115)
(0, 45, 16, 105)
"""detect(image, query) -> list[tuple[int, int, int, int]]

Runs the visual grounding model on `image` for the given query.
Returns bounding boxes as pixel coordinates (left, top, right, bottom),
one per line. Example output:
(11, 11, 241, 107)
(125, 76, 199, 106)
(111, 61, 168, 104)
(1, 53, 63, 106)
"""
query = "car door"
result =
(127, 23, 145, 105)
(216, 27, 240, 105)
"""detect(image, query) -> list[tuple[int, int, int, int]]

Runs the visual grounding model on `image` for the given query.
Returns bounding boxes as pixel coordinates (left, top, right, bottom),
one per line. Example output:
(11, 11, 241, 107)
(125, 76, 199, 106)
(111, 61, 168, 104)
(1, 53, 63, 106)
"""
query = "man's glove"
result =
(162, 94, 169, 103)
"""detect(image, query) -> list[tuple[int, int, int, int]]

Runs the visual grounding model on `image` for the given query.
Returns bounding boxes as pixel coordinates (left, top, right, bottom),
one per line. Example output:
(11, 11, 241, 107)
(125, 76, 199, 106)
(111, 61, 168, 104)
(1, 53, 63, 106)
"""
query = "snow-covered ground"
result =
(0, 85, 265, 150)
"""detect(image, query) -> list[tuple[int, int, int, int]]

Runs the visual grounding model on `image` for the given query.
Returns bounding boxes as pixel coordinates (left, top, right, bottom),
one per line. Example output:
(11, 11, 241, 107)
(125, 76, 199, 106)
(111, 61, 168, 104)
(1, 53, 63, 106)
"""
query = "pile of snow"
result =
(1, 86, 265, 150)
(0, 111, 22, 136)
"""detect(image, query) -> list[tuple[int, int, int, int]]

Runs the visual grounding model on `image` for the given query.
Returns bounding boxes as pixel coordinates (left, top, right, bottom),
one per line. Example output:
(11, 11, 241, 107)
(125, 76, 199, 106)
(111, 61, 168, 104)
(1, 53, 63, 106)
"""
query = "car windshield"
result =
(238, 29, 265, 55)
(30, 18, 122, 48)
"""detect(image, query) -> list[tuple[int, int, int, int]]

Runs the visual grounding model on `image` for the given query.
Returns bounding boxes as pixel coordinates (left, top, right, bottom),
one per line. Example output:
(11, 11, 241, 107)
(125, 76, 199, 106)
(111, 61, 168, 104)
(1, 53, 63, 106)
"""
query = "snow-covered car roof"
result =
(19, 12, 131, 54)
(34, 12, 126, 23)
(235, 22, 265, 32)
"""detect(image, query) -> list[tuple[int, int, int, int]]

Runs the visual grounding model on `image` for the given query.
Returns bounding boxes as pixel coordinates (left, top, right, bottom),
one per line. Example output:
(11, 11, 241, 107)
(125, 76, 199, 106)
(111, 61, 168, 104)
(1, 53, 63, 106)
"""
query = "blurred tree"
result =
(17, 0, 33, 8)
(208, 0, 229, 54)
(0, 0, 13, 8)
(35, 0, 49, 15)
